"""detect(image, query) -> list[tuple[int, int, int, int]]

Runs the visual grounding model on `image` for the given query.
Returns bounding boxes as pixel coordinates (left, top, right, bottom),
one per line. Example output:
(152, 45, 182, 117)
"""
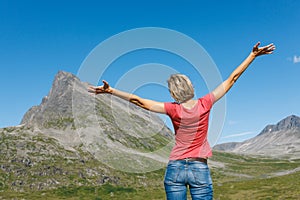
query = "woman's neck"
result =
(181, 99, 197, 109)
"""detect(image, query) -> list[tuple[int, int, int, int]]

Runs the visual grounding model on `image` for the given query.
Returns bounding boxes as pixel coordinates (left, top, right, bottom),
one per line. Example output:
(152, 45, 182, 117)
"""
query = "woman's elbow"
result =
(129, 98, 149, 110)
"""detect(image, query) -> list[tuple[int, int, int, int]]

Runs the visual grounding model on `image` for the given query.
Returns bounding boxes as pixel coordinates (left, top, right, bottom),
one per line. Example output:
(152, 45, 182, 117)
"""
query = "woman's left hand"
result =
(252, 42, 276, 57)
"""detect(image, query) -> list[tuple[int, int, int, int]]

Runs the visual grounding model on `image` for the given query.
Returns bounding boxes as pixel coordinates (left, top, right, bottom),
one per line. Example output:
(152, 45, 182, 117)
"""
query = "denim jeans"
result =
(164, 159, 213, 200)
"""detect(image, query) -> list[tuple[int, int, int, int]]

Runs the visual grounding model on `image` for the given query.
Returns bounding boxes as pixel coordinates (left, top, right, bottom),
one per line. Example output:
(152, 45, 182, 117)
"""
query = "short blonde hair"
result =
(167, 74, 194, 103)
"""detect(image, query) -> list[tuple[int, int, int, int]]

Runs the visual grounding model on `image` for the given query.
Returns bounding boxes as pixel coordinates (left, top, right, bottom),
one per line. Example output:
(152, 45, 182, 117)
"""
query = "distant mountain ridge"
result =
(214, 115, 300, 158)
(258, 115, 300, 135)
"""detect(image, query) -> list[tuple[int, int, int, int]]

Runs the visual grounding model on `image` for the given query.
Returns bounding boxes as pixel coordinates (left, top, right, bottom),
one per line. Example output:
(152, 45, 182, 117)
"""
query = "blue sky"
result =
(1, 0, 300, 144)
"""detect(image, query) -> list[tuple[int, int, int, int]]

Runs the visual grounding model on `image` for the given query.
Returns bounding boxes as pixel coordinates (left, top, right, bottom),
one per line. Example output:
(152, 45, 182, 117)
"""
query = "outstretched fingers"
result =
(88, 86, 98, 94)
(262, 43, 276, 54)
(253, 42, 276, 56)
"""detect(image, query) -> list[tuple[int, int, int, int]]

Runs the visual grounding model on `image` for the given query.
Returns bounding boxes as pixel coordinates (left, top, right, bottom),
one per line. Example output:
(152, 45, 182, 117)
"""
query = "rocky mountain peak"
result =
(259, 115, 300, 135)
(21, 71, 80, 127)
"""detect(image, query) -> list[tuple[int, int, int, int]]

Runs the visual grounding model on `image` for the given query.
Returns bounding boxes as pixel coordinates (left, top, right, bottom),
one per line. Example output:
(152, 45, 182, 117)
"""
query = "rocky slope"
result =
(214, 115, 300, 158)
(0, 71, 174, 192)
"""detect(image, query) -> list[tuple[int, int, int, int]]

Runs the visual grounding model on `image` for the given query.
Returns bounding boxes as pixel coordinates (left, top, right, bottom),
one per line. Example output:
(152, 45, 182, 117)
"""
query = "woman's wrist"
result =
(249, 52, 257, 59)
(108, 88, 114, 94)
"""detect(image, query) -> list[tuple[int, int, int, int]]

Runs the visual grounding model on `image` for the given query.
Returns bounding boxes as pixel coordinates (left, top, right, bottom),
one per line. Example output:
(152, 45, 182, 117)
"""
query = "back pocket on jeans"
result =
(191, 168, 212, 185)
(164, 165, 180, 184)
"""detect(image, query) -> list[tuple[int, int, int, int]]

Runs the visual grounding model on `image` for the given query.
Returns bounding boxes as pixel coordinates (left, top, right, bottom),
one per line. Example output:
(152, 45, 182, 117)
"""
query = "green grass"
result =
(53, 184, 136, 199)
(3, 168, 299, 200)
(211, 151, 300, 199)
(213, 170, 300, 200)
(1, 184, 165, 200)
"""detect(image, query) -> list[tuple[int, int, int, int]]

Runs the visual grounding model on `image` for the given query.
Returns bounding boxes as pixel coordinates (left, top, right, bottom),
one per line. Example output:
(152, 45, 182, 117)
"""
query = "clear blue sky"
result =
(1, 0, 299, 144)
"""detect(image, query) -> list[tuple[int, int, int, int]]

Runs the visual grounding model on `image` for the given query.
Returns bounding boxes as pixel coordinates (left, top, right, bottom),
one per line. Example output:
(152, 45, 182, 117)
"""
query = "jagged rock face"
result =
(21, 71, 77, 128)
(214, 115, 300, 158)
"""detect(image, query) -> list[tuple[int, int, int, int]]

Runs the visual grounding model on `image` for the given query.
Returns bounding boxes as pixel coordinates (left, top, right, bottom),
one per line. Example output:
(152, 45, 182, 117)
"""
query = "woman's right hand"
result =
(88, 80, 113, 94)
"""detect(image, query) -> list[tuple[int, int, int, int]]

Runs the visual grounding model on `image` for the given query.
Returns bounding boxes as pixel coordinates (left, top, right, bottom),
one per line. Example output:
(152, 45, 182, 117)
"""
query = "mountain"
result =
(0, 71, 174, 193)
(214, 115, 300, 158)
(21, 71, 174, 170)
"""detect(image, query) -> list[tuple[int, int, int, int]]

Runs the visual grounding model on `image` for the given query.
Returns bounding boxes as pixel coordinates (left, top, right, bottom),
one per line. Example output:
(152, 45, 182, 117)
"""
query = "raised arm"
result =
(212, 42, 275, 103)
(88, 80, 166, 114)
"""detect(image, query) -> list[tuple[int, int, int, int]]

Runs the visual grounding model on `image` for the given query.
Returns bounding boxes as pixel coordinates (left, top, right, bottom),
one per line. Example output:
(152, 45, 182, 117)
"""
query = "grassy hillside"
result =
(1, 146, 300, 199)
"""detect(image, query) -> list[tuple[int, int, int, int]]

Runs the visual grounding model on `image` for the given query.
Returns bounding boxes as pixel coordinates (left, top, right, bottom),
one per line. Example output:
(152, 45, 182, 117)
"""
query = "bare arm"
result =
(212, 42, 275, 103)
(88, 81, 166, 114)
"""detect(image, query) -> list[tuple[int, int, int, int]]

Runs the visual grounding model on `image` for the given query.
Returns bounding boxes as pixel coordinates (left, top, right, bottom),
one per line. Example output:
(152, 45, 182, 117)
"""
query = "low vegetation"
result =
(211, 151, 300, 199)
(1, 134, 300, 200)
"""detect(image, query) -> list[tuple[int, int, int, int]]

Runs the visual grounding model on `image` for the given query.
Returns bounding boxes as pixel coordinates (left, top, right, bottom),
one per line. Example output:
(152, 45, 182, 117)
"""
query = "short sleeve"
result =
(164, 102, 176, 117)
(200, 93, 215, 110)
(164, 102, 172, 116)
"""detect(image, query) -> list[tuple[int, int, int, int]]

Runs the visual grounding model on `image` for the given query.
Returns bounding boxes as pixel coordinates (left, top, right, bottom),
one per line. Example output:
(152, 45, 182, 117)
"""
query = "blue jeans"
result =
(164, 159, 213, 200)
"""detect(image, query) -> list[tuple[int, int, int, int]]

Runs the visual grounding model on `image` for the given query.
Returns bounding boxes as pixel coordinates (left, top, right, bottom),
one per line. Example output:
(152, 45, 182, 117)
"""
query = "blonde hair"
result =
(167, 74, 194, 103)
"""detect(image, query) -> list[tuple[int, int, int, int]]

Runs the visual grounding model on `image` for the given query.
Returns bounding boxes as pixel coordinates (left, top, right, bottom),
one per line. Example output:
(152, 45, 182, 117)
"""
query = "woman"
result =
(88, 42, 275, 199)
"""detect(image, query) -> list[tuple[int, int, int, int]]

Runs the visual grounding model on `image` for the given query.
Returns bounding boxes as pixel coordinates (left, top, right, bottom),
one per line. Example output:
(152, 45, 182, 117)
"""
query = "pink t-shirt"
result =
(164, 93, 215, 160)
